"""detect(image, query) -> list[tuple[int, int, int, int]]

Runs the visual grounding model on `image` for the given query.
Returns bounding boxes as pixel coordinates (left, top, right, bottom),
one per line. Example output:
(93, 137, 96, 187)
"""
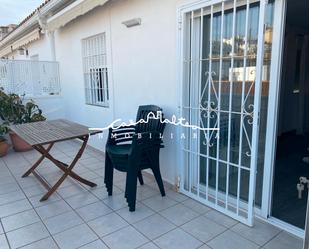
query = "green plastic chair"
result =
(104, 105, 166, 211)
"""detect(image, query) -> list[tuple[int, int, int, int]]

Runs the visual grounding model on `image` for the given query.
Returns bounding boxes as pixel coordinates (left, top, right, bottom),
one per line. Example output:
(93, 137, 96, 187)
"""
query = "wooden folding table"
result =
(10, 119, 102, 201)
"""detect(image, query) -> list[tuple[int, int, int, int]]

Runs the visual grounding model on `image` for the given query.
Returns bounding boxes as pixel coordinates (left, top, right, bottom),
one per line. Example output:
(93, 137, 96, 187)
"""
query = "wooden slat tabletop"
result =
(10, 119, 102, 146)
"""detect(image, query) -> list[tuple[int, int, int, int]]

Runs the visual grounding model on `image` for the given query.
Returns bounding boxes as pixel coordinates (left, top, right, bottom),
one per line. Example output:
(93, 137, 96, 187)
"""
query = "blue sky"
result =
(0, 0, 44, 26)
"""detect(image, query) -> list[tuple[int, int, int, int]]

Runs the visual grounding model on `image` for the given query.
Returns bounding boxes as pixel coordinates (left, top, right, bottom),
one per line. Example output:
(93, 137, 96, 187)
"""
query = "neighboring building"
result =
(0, 24, 17, 41)
(0, 0, 308, 238)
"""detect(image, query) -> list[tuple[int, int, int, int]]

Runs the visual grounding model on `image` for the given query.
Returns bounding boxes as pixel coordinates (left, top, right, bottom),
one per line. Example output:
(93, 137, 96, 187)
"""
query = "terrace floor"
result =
(0, 141, 303, 249)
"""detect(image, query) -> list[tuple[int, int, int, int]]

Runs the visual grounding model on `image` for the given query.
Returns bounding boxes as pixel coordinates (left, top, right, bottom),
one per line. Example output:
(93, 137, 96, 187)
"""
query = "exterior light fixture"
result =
(18, 47, 25, 55)
(122, 18, 141, 28)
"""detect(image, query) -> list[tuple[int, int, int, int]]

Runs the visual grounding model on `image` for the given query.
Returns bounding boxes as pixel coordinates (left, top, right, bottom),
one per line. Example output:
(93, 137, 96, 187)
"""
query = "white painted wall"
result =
(10, 0, 197, 184)
(107, 0, 180, 184)
(54, 4, 114, 153)
(10, 35, 54, 61)
(24, 96, 65, 120)
(6, 34, 66, 121)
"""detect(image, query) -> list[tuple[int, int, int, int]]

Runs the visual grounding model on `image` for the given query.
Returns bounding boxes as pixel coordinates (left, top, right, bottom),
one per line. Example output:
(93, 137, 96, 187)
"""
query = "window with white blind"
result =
(82, 33, 109, 107)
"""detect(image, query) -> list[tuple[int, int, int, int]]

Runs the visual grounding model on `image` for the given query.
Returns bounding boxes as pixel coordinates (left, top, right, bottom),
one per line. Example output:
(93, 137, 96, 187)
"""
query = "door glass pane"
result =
(212, 13, 222, 57)
(223, 10, 233, 57)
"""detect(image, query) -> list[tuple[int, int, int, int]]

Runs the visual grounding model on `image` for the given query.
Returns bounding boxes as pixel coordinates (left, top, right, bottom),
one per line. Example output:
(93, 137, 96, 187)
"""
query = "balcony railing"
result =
(0, 59, 61, 97)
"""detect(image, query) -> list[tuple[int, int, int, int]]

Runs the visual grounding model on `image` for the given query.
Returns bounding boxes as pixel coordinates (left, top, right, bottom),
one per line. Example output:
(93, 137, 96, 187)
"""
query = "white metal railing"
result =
(0, 59, 61, 96)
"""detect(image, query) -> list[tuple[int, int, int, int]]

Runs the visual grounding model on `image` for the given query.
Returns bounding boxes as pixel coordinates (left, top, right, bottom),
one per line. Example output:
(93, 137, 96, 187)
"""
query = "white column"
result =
(48, 31, 56, 61)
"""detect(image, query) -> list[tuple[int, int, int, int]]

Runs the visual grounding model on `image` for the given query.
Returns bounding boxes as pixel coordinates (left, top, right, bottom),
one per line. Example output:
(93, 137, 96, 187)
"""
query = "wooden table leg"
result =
(44, 158, 97, 187)
(68, 171, 97, 187)
(22, 143, 54, 178)
(33, 135, 97, 201)
(40, 173, 68, 201)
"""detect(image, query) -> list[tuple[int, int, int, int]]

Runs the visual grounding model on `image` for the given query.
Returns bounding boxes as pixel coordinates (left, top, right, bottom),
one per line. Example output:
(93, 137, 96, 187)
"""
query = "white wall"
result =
(54, 4, 114, 152)
(15, 0, 197, 184)
(108, 0, 180, 183)
(7, 35, 66, 121)
(24, 96, 66, 120)
(10, 35, 54, 61)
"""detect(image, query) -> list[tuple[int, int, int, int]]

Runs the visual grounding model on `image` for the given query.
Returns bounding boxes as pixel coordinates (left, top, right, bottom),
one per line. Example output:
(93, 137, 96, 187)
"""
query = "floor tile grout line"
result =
(13, 227, 51, 249)
(0, 186, 209, 247)
(75, 238, 110, 249)
(38, 209, 85, 234)
(151, 226, 181, 249)
(2, 154, 61, 249)
(0, 181, 206, 248)
(1, 211, 47, 234)
(0, 180, 19, 188)
(64, 201, 130, 247)
(75, 203, 114, 223)
(162, 211, 213, 244)
(135, 241, 155, 249)
(0, 192, 28, 207)
(222, 228, 263, 248)
(198, 244, 214, 249)
(73, 183, 183, 245)
(0, 159, 212, 248)
(178, 218, 229, 245)
(90, 181, 214, 247)
(15, 237, 58, 249)
(2, 221, 48, 236)
(0, 205, 34, 220)
(123, 197, 211, 245)
(0, 187, 24, 199)
(51, 170, 126, 247)
(0, 219, 12, 249)
(203, 226, 235, 248)
(228, 221, 282, 248)
(139, 199, 243, 249)
(65, 147, 112, 249)
(2, 145, 286, 249)
(260, 230, 284, 248)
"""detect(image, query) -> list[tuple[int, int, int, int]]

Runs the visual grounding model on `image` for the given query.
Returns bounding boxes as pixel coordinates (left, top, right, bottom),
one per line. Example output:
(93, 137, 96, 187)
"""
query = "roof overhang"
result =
(0, 0, 67, 58)
(11, 29, 41, 51)
(46, 0, 109, 31)
(0, 29, 41, 57)
(0, 0, 110, 57)
(0, 0, 64, 47)
(0, 46, 11, 58)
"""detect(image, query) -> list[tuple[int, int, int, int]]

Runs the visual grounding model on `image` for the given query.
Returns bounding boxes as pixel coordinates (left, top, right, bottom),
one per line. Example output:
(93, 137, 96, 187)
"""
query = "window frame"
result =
(81, 32, 109, 107)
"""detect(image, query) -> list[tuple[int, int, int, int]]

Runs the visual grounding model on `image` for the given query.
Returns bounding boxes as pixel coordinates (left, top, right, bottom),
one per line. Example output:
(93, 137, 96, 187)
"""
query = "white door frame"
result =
(176, 0, 305, 235)
(176, 0, 275, 227)
(260, 0, 287, 220)
(260, 0, 307, 238)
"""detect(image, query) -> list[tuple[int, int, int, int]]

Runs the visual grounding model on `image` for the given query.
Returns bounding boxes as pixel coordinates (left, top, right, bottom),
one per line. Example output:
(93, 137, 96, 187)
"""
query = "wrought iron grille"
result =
(180, 0, 275, 226)
(82, 33, 109, 107)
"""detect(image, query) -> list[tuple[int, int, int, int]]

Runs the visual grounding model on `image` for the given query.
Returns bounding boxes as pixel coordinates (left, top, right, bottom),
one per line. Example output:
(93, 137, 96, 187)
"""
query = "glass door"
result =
(179, 0, 276, 226)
